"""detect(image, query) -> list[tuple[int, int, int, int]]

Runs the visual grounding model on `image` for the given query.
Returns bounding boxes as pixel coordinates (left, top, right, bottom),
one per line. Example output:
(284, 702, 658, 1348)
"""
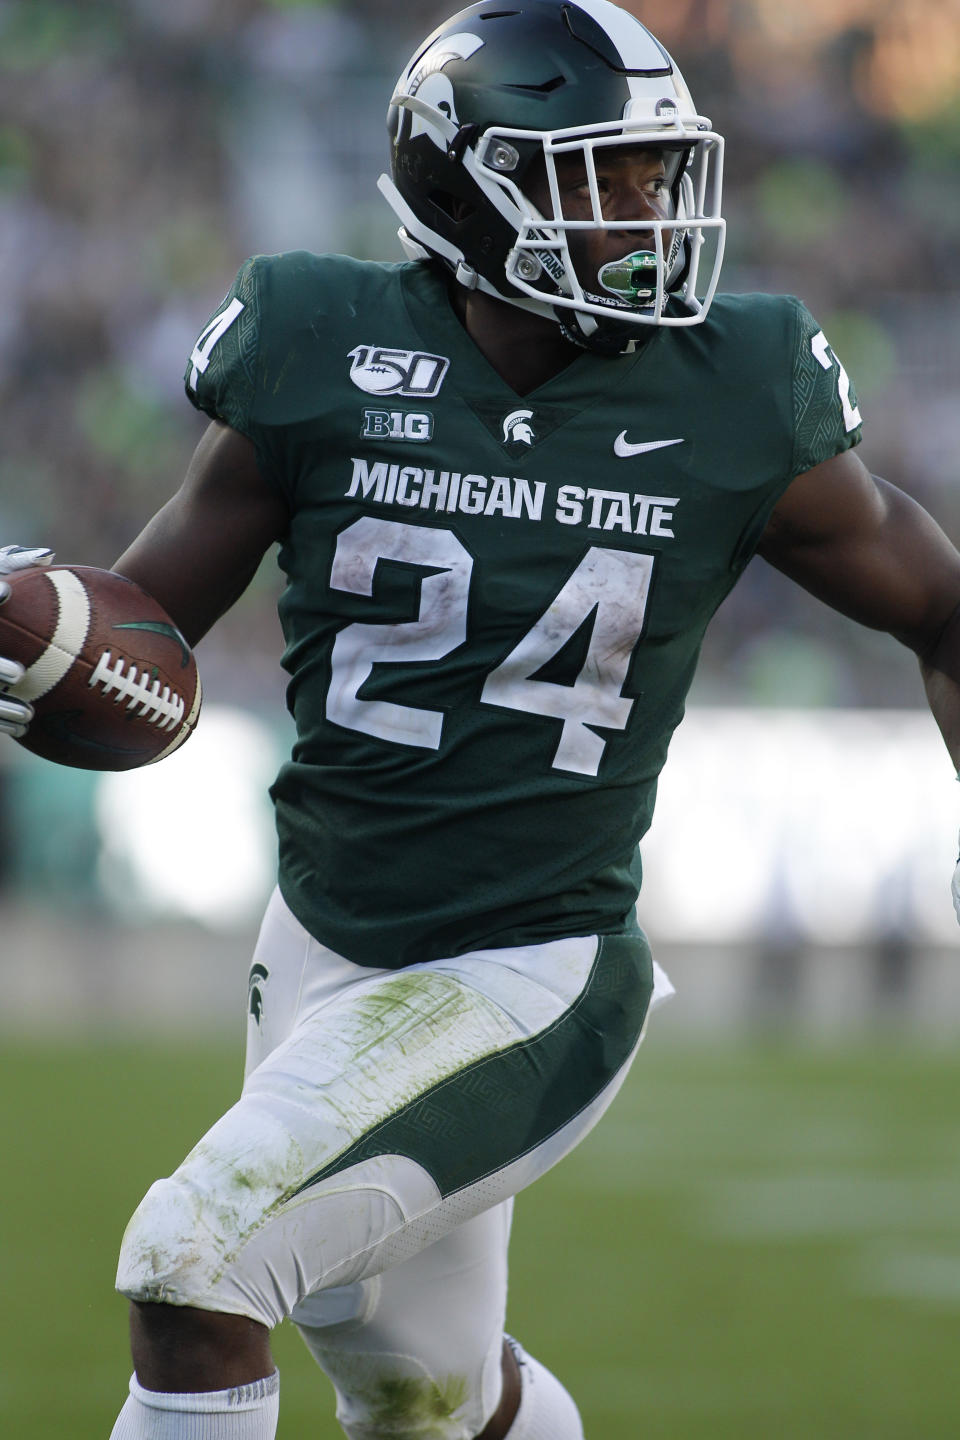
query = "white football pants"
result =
(117, 889, 671, 1437)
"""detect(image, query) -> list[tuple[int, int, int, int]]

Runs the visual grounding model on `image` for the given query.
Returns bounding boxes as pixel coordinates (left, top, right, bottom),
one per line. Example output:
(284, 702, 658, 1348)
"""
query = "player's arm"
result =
(0, 423, 283, 739)
(113, 420, 288, 647)
(757, 447, 960, 765)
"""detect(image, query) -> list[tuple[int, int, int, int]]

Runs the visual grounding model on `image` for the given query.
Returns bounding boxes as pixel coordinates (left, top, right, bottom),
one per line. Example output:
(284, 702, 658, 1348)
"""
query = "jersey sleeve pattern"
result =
(790, 298, 863, 477)
(184, 258, 261, 435)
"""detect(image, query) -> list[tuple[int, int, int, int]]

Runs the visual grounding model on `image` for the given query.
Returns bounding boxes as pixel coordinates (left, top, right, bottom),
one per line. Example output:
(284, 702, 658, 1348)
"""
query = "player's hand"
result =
(0, 543, 55, 574)
(0, 546, 51, 738)
(0, 653, 32, 739)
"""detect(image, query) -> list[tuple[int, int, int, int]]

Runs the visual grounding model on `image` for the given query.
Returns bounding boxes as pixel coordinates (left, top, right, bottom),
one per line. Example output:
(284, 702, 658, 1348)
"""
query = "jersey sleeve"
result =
(789, 299, 863, 476)
(183, 259, 260, 434)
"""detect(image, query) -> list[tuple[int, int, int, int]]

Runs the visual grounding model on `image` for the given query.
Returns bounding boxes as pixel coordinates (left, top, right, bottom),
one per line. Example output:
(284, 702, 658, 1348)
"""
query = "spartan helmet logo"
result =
(404, 32, 484, 151)
(502, 409, 535, 446)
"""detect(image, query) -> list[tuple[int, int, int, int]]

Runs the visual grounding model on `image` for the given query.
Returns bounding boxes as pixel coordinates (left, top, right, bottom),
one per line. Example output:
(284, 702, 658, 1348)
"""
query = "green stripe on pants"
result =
(292, 930, 653, 1201)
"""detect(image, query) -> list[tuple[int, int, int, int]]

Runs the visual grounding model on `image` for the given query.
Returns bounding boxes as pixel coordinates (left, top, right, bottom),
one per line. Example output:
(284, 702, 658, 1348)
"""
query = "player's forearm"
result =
(920, 602, 960, 770)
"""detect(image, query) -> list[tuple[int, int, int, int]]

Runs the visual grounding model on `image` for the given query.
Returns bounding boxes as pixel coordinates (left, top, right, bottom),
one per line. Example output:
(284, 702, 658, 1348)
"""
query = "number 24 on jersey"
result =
(327, 516, 654, 778)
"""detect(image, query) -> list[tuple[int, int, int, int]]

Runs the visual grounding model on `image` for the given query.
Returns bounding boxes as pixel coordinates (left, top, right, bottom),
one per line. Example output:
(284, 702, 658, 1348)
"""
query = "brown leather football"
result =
(0, 565, 201, 770)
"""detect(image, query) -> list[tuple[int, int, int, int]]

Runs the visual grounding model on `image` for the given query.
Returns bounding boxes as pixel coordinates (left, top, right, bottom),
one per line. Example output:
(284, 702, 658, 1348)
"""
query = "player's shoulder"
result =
(186, 251, 418, 429)
(241, 249, 413, 322)
(698, 291, 812, 351)
(245, 249, 409, 292)
(697, 293, 862, 471)
(673, 291, 826, 403)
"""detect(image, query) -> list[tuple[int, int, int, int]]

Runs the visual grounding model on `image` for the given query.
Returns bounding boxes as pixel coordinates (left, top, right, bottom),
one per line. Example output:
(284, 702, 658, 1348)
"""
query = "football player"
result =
(3, 2, 960, 1438)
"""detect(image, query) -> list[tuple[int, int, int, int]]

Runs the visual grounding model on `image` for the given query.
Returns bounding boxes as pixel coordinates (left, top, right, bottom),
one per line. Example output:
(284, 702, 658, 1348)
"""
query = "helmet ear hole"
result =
(428, 190, 476, 224)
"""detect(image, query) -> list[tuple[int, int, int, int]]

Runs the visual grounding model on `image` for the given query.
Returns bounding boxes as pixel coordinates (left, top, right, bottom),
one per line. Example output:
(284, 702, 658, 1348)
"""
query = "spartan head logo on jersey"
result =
(502, 409, 535, 446)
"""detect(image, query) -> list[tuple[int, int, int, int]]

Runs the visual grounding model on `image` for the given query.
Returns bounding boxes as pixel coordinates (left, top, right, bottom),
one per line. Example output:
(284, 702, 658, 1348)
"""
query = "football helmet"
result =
(379, 0, 725, 351)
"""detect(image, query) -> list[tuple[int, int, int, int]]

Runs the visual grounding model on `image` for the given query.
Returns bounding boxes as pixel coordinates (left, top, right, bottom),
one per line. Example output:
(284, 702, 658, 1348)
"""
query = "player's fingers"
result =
(0, 580, 10, 604)
(0, 693, 32, 737)
(0, 544, 55, 575)
(0, 655, 26, 688)
(0, 543, 56, 569)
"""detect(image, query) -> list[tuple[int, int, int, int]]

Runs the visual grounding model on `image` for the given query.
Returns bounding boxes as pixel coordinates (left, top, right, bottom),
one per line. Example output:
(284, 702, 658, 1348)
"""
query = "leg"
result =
(477, 1343, 521, 1440)
(113, 898, 656, 1432)
(109, 893, 314, 1436)
(293, 1202, 579, 1440)
(293, 1203, 516, 1438)
(129, 1303, 273, 1392)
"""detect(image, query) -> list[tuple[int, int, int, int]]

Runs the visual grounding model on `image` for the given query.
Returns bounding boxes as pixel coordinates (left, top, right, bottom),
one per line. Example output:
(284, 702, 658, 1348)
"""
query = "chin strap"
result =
(555, 308, 646, 357)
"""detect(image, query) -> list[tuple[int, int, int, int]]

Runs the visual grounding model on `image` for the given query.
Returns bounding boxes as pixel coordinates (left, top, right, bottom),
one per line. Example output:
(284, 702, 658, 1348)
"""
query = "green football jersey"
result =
(185, 252, 861, 968)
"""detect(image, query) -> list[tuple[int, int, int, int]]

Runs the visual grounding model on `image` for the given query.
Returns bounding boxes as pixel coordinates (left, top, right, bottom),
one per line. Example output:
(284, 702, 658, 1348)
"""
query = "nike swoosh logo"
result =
(614, 434, 685, 458)
(113, 620, 192, 668)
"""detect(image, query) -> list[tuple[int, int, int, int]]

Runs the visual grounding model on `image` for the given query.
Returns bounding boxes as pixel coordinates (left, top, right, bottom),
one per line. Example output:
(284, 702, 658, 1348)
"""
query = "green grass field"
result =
(3, 1030, 960, 1438)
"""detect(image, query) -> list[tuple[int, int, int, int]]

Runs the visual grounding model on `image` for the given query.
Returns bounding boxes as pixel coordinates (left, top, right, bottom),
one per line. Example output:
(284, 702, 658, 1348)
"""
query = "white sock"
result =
(110, 1372, 280, 1440)
(504, 1339, 584, 1440)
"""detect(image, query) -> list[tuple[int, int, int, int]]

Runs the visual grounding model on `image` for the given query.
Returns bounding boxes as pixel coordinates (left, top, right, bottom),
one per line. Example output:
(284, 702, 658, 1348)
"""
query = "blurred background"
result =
(2, 2, 960, 1436)
(1, 0, 959, 1019)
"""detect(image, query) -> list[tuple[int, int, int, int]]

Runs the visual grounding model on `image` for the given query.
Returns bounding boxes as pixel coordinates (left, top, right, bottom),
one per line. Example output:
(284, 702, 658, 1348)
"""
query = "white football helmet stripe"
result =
(567, 0, 672, 75)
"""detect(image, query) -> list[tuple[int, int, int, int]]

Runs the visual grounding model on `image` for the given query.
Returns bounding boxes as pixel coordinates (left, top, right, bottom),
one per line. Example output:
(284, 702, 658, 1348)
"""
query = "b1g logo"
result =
(348, 344, 450, 398)
(362, 409, 434, 443)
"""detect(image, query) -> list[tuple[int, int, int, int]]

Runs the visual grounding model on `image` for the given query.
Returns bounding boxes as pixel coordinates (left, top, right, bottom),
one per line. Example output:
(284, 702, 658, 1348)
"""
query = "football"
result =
(0, 565, 201, 771)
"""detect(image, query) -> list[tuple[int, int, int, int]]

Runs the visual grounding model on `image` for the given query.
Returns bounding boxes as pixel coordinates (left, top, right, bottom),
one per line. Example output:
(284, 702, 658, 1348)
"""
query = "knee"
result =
(119, 1174, 277, 1394)
(116, 1176, 211, 1308)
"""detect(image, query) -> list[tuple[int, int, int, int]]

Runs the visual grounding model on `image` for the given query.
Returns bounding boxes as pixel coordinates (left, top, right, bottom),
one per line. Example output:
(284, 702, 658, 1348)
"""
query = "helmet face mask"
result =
(379, 0, 726, 350)
(491, 130, 717, 329)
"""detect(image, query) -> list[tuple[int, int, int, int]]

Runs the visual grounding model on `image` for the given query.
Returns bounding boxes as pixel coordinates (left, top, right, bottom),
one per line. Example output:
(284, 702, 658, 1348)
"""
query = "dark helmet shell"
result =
(380, 0, 725, 341)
